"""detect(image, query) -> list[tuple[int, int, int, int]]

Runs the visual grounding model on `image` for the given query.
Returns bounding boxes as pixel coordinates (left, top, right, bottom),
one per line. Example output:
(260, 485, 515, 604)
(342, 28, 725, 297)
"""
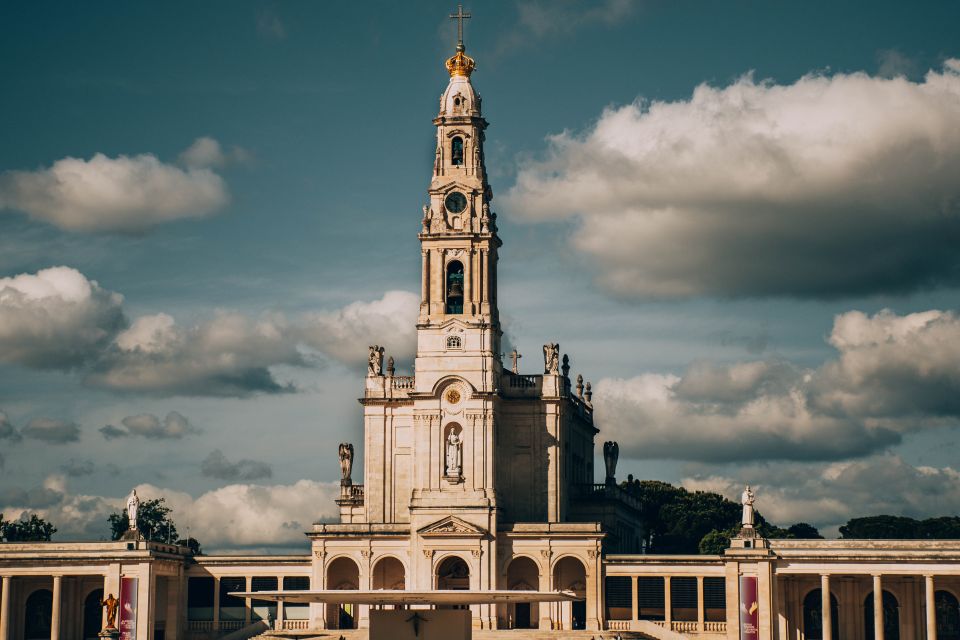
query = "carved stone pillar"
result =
(0, 576, 11, 640)
(873, 574, 884, 640)
(926, 575, 936, 640)
(821, 574, 832, 640)
(51, 575, 62, 640)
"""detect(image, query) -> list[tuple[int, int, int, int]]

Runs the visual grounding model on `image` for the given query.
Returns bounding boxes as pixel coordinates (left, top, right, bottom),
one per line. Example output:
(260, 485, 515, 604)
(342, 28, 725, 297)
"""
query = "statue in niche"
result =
(126, 489, 140, 530)
(445, 430, 463, 477)
(339, 443, 354, 485)
(603, 441, 619, 485)
(741, 485, 756, 527)
(543, 342, 560, 374)
(367, 345, 384, 376)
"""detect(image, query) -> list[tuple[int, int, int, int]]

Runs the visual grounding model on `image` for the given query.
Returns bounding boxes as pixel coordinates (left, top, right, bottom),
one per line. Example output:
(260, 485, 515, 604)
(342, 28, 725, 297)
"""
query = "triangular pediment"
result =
(418, 516, 486, 538)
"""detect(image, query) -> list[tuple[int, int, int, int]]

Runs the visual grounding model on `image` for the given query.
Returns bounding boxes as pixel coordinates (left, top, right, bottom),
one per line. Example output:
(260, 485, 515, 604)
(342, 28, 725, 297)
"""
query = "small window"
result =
(446, 336, 462, 350)
(451, 137, 464, 165)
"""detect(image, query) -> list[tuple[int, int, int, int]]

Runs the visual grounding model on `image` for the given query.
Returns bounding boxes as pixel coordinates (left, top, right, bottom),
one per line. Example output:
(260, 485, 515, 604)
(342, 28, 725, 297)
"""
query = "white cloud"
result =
(0, 477, 338, 549)
(0, 266, 126, 368)
(88, 311, 303, 397)
(99, 411, 200, 440)
(595, 309, 960, 463)
(201, 449, 272, 481)
(299, 290, 419, 366)
(0, 140, 230, 232)
(20, 418, 81, 444)
(682, 455, 960, 533)
(178, 136, 251, 169)
(505, 60, 960, 298)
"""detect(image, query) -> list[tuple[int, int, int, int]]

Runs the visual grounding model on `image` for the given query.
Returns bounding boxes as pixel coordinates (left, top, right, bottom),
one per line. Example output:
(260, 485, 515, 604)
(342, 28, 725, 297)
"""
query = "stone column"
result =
(463, 249, 472, 314)
(873, 575, 884, 640)
(276, 576, 284, 631)
(925, 575, 936, 640)
(421, 250, 429, 308)
(1, 576, 12, 640)
(697, 576, 705, 631)
(631, 576, 639, 624)
(821, 575, 832, 640)
(212, 576, 221, 630)
(664, 576, 672, 627)
(538, 562, 551, 630)
(244, 576, 252, 625)
(51, 575, 62, 640)
(775, 577, 788, 640)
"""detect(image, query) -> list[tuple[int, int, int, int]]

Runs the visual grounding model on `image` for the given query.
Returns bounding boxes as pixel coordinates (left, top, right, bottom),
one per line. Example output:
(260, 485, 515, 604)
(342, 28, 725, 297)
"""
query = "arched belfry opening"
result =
(451, 136, 464, 165)
(446, 260, 464, 313)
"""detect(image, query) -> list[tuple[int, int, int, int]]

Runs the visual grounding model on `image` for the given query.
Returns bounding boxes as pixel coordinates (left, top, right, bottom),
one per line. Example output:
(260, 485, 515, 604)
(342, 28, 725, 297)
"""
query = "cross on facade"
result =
(509, 348, 521, 373)
(406, 611, 429, 638)
(449, 4, 471, 47)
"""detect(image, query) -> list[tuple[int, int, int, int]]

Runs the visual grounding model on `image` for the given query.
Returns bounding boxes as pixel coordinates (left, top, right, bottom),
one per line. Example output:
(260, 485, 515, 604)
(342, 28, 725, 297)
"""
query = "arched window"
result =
(24, 589, 53, 640)
(802, 588, 839, 640)
(446, 335, 462, 350)
(937, 590, 960, 640)
(451, 137, 464, 165)
(446, 261, 464, 314)
(865, 590, 900, 640)
(437, 556, 470, 591)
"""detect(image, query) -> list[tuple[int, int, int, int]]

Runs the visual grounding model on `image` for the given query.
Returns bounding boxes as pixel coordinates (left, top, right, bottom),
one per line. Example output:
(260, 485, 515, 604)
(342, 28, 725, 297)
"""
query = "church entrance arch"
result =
(372, 556, 406, 591)
(24, 589, 53, 640)
(506, 556, 539, 629)
(553, 556, 587, 630)
(326, 556, 360, 629)
(437, 555, 470, 590)
(83, 589, 105, 640)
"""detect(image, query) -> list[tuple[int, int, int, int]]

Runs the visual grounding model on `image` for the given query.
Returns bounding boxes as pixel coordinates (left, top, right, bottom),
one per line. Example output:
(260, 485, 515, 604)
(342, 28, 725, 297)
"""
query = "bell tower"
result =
(415, 23, 502, 395)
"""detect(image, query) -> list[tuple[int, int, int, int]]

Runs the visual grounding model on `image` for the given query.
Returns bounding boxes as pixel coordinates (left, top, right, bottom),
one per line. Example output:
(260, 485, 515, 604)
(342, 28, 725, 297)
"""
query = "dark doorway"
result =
(937, 590, 960, 640)
(514, 602, 531, 629)
(572, 600, 586, 630)
(83, 589, 104, 640)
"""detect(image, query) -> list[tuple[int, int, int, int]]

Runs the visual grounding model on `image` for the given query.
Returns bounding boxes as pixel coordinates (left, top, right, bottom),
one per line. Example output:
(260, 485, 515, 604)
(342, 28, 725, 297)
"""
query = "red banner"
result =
(739, 575, 759, 640)
(119, 577, 138, 640)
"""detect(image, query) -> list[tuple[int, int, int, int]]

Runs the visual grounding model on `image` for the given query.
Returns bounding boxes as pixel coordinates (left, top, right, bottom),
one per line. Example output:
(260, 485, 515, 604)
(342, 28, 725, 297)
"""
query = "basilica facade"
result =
(3, 28, 960, 640)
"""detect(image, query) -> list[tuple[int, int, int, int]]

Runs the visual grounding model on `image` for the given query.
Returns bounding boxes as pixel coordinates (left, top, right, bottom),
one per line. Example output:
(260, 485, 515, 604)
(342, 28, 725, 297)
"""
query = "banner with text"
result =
(739, 575, 759, 640)
(119, 577, 139, 640)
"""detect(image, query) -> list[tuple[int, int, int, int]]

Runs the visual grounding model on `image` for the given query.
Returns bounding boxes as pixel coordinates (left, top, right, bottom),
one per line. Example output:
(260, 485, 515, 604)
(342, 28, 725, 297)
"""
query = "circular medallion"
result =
(446, 388, 461, 404)
(445, 192, 467, 214)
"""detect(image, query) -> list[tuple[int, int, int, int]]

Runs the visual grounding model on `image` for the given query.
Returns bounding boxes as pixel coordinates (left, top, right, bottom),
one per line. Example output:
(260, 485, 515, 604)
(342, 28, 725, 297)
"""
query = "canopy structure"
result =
(229, 589, 580, 605)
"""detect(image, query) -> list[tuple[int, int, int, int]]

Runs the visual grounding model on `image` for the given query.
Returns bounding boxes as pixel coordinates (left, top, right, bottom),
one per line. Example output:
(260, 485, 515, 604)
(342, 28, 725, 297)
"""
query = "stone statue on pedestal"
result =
(339, 443, 354, 486)
(100, 593, 119, 630)
(445, 431, 462, 477)
(603, 441, 619, 485)
(126, 489, 140, 531)
(543, 343, 559, 374)
(741, 485, 756, 527)
(367, 345, 385, 376)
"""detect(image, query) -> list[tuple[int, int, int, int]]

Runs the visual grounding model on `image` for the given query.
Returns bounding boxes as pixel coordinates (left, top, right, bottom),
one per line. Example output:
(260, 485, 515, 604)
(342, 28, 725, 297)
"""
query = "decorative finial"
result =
(445, 5, 476, 77)
(585, 382, 593, 406)
(576, 374, 584, 399)
(561, 354, 570, 378)
(387, 356, 395, 377)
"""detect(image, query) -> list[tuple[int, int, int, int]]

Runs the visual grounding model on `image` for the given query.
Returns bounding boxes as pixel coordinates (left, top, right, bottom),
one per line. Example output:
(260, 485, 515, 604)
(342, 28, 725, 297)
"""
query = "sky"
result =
(1, 0, 960, 552)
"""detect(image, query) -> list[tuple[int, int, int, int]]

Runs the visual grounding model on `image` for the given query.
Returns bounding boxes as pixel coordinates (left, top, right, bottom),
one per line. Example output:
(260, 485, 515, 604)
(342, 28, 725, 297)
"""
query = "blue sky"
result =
(2, 1, 960, 551)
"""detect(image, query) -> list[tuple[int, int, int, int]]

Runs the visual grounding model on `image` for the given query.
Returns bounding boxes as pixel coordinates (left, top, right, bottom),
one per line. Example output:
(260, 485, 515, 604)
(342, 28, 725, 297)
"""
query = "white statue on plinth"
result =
(445, 431, 462, 477)
(741, 485, 755, 527)
(126, 489, 140, 530)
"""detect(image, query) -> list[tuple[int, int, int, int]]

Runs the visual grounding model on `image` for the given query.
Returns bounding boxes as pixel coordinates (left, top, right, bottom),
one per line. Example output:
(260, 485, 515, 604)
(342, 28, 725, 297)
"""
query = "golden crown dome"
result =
(445, 45, 476, 78)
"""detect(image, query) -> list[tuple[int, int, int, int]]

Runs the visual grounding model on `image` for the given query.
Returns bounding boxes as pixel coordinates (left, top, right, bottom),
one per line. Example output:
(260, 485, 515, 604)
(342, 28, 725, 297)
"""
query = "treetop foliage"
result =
(0, 512, 57, 542)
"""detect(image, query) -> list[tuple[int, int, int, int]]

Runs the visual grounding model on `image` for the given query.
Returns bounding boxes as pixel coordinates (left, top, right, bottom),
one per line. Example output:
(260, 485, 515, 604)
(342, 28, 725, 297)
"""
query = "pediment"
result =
(418, 516, 486, 538)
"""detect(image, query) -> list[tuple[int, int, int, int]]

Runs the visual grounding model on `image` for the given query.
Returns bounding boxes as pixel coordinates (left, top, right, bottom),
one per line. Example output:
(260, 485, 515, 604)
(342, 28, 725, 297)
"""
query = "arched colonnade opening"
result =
(552, 556, 587, 631)
(505, 556, 539, 629)
(325, 556, 360, 630)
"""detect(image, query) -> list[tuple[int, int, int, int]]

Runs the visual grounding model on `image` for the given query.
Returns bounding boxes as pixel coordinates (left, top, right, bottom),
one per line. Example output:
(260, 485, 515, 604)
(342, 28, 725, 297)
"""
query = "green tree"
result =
(840, 515, 920, 539)
(785, 522, 824, 539)
(107, 497, 200, 553)
(0, 513, 57, 541)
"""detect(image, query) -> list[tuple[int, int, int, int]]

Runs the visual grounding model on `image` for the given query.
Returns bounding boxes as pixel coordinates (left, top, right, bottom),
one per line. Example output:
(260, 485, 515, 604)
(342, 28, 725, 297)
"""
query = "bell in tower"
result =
(446, 261, 465, 314)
